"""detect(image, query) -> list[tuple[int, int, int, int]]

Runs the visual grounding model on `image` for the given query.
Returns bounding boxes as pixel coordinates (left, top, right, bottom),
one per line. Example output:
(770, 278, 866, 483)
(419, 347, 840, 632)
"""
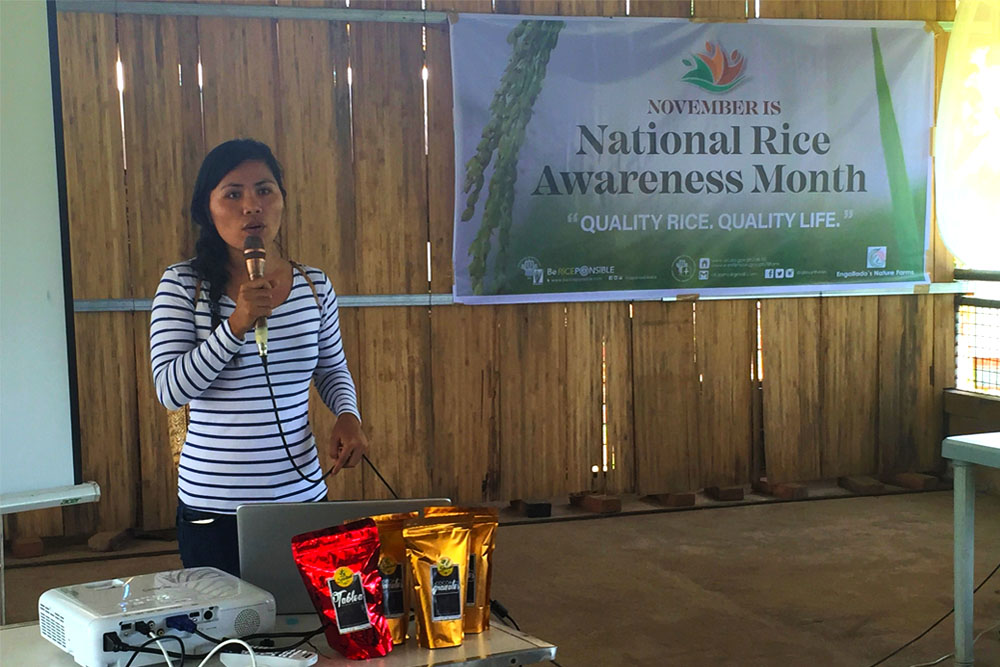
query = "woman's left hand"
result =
(330, 413, 368, 474)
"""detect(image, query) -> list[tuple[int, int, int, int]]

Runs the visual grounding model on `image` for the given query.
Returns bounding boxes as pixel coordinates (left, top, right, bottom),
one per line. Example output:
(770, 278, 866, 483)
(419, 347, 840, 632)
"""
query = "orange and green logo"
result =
(682, 41, 747, 93)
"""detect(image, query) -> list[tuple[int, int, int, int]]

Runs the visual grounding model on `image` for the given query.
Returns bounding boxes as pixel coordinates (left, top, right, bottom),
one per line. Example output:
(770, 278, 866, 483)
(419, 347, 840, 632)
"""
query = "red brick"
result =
(706, 486, 744, 501)
(838, 476, 885, 495)
(579, 494, 621, 514)
(10, 537, 44, 559)
(88, 529, 131, 552)
(772, 483, 808, 500)
(885, 473, 939, 490)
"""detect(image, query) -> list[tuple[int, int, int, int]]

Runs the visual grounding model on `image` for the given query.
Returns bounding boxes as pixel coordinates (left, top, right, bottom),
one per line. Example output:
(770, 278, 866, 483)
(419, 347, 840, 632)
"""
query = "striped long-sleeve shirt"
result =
(150, 260, 360, 514)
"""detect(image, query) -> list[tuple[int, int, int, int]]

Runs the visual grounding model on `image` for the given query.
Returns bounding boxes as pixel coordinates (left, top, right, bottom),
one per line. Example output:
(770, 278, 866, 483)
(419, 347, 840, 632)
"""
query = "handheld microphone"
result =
(243, 235, 268, 357)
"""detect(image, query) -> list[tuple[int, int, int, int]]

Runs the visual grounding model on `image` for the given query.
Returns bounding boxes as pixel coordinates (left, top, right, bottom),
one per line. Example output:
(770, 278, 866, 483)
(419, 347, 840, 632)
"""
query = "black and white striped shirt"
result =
(150, 260, 360, 514)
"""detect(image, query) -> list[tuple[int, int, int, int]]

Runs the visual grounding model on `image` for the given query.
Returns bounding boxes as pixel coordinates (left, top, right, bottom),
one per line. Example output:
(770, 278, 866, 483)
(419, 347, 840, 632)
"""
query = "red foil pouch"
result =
(290, 519, 393, 660)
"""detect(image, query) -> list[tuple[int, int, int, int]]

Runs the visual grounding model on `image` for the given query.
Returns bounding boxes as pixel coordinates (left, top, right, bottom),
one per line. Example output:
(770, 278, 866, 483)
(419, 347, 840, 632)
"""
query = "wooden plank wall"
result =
(10, 0, 958, 539)
(756, 0, 956, 484)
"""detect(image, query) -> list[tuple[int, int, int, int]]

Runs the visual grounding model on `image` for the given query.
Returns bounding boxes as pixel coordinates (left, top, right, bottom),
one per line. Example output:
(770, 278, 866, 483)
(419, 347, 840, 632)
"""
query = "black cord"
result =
(114, 624, 326, 666)
(490, 600, 561, 665)
(123, 635, 186, 667)
(490, 599, 521, 631)
(262, 355, 332, 485)
(196, 624, 328, 652)
(261, 356, 399, 498)
(363, 454, 398, 498)
(868, 558, 1000, 666)
(244, 625, 328, 640)
(194, 628, 225, 644)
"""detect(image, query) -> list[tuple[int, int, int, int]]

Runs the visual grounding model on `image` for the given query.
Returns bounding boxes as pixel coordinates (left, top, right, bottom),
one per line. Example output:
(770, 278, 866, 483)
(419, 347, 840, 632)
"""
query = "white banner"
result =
(451, 16, 934, 303)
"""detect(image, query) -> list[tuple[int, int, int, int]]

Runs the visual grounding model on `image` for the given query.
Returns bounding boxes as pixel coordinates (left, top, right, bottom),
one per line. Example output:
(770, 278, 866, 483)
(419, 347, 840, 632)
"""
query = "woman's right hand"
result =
(228, 278, 274, 338)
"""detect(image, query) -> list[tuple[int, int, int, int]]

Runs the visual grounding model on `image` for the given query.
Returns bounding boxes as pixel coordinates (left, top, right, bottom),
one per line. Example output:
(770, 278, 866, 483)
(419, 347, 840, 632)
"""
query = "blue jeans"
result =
(175, 500, 240, 576)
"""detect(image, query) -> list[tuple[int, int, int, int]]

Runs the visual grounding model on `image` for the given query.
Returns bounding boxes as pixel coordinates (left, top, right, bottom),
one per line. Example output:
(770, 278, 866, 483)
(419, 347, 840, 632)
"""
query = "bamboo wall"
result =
(7, 0, 958, 540)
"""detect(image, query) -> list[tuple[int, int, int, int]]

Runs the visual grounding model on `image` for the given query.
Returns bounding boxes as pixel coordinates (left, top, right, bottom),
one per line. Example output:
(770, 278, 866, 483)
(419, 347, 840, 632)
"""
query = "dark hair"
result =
(189, 139, 286, 326)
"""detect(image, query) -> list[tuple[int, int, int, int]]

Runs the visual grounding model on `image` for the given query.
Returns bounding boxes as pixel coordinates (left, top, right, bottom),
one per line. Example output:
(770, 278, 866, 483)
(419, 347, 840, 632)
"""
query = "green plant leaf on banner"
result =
(462, 20, 565, 294)
(871, 28, 921, 257)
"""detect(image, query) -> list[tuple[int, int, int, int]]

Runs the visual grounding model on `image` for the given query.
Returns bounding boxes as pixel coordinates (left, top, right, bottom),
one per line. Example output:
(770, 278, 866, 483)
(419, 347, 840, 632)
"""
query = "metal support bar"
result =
(74, 284, 968, 312)
(955, 269, 1000, 283)
(75, 299, 152, 312)
(661, 281, 968, 302)
(956, 296, 1000, 309)
(54, 0, 449, 24)
(74, 293, 455, 312)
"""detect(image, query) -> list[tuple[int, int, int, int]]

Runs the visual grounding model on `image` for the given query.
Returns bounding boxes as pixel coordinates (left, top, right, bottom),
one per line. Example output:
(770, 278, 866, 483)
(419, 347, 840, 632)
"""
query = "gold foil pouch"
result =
(423, 507, 498, 634)
(402, 519, 470, 648)
(368, 512, 418, 645)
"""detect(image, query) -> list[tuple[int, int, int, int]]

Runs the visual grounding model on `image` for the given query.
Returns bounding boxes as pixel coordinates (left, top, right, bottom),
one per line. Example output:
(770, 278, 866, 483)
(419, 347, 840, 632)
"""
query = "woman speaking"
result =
(150, 139, 367, 575)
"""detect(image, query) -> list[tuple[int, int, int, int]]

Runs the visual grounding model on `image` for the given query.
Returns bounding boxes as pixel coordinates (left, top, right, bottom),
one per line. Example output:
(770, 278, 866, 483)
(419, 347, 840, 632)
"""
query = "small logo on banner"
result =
(682, 42, 747, 93)
(867, 246, 887, 268)
(519, 257, 545, 285)
(672, 256, 695, 282)
(518, 256, 541, 277)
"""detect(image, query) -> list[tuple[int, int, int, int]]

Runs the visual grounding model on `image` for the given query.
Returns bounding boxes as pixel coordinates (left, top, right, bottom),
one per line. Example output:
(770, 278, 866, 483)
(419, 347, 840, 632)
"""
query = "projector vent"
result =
(233, 608, 261, 636)
(39, 603, 67, 649)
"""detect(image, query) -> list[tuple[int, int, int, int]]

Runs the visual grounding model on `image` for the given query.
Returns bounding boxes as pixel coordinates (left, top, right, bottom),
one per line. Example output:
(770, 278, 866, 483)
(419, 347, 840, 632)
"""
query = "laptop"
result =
(237, 498, 450, 614)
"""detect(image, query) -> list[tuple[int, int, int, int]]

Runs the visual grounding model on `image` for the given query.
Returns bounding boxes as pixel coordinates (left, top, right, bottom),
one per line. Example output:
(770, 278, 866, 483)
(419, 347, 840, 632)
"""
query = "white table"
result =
(942, 431, 1000, 667)
(0, 615, 557, 666)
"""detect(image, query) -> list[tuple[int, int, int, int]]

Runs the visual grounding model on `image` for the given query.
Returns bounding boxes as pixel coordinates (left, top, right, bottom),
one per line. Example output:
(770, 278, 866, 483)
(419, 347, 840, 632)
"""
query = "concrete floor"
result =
(4, 491, 1000, 666)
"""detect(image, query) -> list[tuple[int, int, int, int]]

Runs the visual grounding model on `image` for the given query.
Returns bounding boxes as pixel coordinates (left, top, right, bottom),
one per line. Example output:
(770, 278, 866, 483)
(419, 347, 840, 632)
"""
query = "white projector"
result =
(38, 567, 276, 667)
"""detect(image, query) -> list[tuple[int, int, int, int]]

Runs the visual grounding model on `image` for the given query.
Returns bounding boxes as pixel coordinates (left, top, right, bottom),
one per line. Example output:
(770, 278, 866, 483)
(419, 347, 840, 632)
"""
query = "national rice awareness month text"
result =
(571, 209, 853, 234)
(532, 122, 866, 198)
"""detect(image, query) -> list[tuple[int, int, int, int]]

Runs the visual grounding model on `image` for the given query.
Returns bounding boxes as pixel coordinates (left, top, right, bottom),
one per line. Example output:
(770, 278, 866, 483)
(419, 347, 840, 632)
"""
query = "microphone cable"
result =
(260, 355, 398, 498)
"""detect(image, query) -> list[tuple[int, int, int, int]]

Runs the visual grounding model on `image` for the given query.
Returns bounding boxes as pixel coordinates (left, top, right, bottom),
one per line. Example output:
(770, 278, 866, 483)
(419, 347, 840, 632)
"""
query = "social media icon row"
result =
(764, 268, 795, 279)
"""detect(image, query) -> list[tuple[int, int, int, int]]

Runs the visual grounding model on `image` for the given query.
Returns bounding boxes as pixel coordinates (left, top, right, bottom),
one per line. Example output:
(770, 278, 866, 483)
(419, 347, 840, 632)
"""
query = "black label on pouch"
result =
(430, 564, 462, 621)
(381, 569, 405, 619)
(327, 573, 373, 634)
(466, 555, 476, 606)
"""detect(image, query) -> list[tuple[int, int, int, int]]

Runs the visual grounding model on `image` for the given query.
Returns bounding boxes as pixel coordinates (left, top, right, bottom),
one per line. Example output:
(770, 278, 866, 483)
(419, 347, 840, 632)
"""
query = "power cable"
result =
(868, 558, 1000, 666)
